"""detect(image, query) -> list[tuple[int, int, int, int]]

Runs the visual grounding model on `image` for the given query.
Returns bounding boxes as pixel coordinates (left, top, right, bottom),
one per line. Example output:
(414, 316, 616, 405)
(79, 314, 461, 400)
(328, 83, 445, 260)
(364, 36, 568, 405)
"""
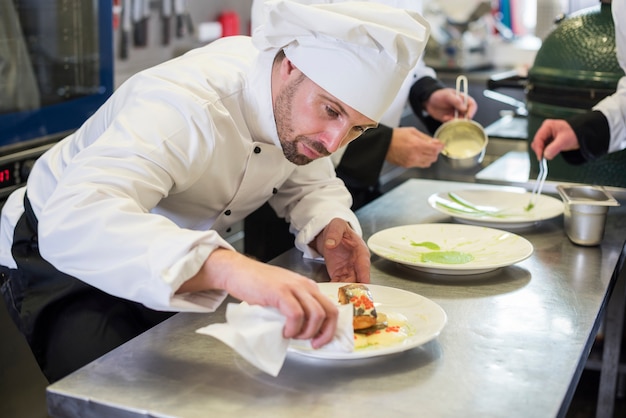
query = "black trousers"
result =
(0, 195, 174, 383)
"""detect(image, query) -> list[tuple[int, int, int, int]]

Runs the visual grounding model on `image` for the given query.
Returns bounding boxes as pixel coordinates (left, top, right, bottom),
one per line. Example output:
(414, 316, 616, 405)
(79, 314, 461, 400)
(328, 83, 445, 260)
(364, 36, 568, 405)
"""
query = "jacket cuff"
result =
(408, 76, 446, 134)
(562, 110, 610, 164)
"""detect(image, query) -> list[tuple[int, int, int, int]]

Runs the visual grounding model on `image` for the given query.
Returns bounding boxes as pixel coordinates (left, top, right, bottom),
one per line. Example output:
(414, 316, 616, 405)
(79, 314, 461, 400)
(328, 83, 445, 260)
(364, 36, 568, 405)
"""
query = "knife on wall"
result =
(141, 0, 151, 46)
(174, 0, 185, 38)
(161, 0, 172, 45)
(133, 0, 146, 46)
(174, 0, 194, 38)
(120, 0, 132, 59)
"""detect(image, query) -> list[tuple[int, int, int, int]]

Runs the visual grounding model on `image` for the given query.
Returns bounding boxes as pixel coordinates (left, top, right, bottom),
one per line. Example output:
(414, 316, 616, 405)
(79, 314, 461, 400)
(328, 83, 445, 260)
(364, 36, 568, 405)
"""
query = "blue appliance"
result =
(0, 0, 113, 198)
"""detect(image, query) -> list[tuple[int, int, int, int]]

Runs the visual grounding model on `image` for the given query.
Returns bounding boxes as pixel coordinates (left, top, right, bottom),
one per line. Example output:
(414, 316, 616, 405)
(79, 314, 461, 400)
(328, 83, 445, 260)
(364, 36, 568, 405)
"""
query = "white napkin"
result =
(196, 302, 354, 376)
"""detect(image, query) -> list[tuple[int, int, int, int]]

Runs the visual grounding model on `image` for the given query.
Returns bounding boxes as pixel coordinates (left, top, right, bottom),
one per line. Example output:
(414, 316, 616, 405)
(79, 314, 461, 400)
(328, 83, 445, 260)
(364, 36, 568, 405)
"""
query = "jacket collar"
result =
(243, 50, 281, 148)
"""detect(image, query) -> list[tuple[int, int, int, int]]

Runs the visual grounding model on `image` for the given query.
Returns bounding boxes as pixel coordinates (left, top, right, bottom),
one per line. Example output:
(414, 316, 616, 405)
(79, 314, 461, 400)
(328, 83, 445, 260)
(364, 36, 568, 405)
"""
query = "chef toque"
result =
(252, 0, 430, 122)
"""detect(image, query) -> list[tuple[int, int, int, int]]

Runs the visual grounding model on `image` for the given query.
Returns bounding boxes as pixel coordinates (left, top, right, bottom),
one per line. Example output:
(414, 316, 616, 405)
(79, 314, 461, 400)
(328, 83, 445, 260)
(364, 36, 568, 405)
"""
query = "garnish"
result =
(410, 241, 441, 250)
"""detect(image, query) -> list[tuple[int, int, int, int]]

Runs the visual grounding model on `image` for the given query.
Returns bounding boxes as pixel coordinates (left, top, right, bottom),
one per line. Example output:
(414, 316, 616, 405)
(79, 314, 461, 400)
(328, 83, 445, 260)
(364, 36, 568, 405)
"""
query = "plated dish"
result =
(367, 223, 533, 275)
(288, 283, 447, 360)
(428, 189, 564, 229)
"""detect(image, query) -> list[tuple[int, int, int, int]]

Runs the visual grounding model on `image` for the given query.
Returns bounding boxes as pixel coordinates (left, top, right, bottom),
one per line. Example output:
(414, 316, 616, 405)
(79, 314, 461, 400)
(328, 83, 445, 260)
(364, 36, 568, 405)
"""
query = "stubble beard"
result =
(274, 76, 330, 166)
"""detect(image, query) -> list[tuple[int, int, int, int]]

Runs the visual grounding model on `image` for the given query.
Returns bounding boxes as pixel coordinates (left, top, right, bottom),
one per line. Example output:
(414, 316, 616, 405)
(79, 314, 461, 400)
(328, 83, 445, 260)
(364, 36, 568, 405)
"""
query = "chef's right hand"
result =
(178, 248, 338, 349)
(531, 118, 581, 160)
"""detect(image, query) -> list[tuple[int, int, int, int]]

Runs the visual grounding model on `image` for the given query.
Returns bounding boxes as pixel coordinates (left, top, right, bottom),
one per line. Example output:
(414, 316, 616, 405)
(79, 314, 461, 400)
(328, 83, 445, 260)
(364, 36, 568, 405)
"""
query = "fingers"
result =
(530, 136, 545, 161)
(353, 248, 371, 284)
(320, 218, 346, 250)
(310, 315, 336, 348)
(532, 119, 566, 160)
(306, 293, 338, 348)
(280, 282, 338, 347)
(451, 91, 477, 118)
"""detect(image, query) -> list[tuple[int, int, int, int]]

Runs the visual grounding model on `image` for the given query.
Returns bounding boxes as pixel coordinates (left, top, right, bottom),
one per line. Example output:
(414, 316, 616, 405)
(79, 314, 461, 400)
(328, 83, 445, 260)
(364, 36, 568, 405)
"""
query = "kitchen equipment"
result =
(367, 223, 533, 275)
(527, 157, 547, 211)
(423, 1, 493, 70)
(526, 3, 626, 187)
(557, 185, 620, 246)
(288, 283, 446, 359)
(428, 189, 564, 230)
(0, 0, 113, 200)
(161, 0, 172, 45)
(434, 75, 488, 169)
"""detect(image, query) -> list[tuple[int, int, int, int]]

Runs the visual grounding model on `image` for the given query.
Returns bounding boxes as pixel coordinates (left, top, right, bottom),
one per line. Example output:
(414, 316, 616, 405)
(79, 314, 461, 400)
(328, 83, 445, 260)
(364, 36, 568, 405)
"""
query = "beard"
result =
(274, 75, 330, 166)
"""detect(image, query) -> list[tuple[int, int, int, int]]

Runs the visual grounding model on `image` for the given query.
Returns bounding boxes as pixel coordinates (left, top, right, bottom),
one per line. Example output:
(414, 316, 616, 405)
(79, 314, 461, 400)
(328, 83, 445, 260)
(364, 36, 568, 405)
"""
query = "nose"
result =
(320, 123, 353, 153)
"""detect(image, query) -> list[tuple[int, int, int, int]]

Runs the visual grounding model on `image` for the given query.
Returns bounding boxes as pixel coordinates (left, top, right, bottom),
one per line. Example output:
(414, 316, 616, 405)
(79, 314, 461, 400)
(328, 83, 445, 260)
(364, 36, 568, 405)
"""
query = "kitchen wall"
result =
(114, 0, 253, 87)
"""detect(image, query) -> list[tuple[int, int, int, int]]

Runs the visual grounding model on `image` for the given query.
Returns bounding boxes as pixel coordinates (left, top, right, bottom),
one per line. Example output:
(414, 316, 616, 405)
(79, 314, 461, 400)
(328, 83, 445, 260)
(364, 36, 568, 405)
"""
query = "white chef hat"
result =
(252, 0, 430, 122)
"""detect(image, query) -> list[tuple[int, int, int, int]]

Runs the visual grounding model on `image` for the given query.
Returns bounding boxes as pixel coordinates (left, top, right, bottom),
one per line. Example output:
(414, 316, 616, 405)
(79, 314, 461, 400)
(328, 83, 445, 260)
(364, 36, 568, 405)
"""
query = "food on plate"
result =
(338, 284, 378, 330)
(332, 284, 416, 351)
(353, 311, 410, 350)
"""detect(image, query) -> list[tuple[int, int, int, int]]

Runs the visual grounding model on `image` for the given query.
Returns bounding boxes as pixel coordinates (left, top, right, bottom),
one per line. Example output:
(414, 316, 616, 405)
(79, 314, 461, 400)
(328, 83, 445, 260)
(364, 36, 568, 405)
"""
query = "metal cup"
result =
(557, 185, 620, 246)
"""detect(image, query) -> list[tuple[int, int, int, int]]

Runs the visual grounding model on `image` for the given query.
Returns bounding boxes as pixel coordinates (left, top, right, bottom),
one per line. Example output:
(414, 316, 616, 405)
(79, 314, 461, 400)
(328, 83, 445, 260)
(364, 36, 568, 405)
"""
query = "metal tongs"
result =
(526, 157, 548, 211)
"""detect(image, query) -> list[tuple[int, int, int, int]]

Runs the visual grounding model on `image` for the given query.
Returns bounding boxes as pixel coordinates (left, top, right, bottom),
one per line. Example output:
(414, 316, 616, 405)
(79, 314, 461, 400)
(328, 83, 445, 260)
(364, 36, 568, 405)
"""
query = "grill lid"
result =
(527, 3, 624, 108)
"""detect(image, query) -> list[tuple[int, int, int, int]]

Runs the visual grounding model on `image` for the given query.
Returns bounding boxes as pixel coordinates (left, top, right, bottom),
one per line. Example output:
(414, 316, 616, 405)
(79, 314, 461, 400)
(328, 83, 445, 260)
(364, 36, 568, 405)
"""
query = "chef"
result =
(0, 0, 429, 382)
(531, 0, 626, 162)
(246, 0, 478, 263)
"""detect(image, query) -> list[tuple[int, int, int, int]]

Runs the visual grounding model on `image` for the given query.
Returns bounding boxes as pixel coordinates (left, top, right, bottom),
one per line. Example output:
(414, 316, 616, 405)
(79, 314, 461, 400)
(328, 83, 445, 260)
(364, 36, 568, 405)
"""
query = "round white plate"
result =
(367, 223, 533, 275)
(428, 189, 564, 229)
(288, 283, 446, 360)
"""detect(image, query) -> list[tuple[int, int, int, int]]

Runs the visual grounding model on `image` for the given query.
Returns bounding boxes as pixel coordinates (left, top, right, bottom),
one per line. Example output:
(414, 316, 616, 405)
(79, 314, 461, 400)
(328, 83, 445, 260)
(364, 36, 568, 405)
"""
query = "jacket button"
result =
(254, 146, 261, 154)
(225, 210, 231, 216)
(272, 188, 278, 194)
(226, 227, 232, 233)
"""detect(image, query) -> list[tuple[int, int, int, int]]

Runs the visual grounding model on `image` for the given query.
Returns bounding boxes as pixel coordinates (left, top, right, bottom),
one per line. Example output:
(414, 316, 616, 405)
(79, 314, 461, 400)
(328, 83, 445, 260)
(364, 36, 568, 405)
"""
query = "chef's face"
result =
(273, 59, 377, 166)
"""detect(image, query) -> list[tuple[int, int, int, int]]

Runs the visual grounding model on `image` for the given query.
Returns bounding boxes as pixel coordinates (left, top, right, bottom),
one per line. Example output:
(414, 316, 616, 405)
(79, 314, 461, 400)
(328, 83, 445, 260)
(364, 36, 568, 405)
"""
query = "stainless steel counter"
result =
(47, 179, 626, 418)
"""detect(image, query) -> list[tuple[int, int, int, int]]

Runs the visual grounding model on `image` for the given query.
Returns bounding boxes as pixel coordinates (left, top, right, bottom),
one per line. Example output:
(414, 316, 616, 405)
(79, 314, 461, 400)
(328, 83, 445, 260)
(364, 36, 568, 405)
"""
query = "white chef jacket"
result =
(0, 36, 361, 312)
(593, 0, 626, 153)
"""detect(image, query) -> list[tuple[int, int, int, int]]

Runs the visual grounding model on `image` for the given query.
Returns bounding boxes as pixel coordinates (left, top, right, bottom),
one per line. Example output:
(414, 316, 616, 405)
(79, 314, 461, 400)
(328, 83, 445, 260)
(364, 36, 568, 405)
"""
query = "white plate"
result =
(367, 223, 533, 275)
(288, 283, 446, 360)
(428, 189, 564, 229)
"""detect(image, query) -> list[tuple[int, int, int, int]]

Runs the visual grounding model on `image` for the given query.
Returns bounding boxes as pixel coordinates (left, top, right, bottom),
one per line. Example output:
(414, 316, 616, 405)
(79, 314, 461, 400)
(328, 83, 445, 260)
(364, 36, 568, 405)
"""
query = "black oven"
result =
(0, 0, 113, 201)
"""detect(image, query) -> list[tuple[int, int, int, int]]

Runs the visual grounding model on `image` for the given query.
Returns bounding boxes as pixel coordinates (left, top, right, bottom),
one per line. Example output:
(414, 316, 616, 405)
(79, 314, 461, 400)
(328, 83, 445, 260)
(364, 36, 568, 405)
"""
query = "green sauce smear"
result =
(410, 241, 441, 250)
(420, 251, 474, 264)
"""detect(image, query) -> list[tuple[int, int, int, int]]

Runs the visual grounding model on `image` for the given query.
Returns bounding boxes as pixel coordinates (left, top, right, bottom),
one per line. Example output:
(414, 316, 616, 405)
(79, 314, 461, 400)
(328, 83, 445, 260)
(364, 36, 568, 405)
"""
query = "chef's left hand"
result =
(314, 218, 370, 283)
(424, 87, 478, 123)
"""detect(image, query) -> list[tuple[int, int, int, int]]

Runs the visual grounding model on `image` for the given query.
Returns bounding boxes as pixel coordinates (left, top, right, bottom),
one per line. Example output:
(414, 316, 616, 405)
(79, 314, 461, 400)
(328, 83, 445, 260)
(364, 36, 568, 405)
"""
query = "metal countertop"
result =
(47, 179, 626, 418)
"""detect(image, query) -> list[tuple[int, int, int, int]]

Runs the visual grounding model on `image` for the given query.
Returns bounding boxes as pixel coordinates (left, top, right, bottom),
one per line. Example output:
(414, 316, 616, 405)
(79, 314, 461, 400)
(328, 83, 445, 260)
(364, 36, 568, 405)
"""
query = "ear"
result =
(279, 57, 299, 79)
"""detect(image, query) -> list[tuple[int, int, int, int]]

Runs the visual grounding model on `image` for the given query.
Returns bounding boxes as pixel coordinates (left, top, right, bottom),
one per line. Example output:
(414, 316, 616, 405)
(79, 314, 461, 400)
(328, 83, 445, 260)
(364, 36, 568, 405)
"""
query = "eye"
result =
(325, 106, 339, 119)
(352, 125, 372, 136)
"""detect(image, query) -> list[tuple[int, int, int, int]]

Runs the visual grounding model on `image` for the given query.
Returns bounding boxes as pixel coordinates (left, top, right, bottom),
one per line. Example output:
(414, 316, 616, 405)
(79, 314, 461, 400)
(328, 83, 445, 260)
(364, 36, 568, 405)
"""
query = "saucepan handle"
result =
(455, 75, 468, 119)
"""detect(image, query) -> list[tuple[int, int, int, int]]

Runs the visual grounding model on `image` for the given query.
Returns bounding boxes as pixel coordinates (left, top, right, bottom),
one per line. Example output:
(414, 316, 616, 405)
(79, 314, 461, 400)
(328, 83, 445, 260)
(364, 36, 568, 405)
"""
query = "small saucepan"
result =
(434, 75, 488, 169)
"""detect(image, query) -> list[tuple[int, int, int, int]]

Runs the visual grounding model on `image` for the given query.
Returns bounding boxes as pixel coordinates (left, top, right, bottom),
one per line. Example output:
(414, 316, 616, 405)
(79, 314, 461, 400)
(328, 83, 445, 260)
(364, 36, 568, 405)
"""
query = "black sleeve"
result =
(335, 124, 393, 188)
(561, 110, 610, 165)
(408, 76, 447, 134)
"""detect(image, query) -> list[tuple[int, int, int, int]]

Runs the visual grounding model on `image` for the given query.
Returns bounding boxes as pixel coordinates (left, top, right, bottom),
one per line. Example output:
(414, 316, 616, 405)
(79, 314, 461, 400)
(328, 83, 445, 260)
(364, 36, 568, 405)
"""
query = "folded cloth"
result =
(196, 301, 354, 376)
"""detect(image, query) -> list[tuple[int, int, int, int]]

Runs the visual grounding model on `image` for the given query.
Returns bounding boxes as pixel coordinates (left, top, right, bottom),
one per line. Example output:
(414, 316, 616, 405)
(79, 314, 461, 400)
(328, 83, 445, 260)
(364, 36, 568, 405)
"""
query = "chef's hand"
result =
(178, 248, 339, 348)
(314, 218, 371, 284)
(386, 127, 444, 168)
(531, 119, 580, 160)
(424, 87, 478, 122)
